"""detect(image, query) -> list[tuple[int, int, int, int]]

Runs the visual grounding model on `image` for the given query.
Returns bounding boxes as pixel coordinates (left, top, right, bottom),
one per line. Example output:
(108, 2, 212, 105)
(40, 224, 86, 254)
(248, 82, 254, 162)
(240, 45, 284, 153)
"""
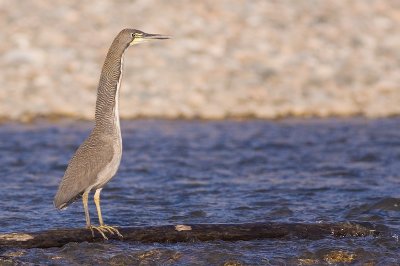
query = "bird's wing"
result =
(54, 134, 114, 209)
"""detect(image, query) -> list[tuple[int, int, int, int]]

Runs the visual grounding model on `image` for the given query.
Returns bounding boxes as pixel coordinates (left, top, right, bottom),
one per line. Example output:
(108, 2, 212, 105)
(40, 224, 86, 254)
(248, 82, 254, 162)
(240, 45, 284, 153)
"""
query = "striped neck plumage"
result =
(94, 44, 126, 134)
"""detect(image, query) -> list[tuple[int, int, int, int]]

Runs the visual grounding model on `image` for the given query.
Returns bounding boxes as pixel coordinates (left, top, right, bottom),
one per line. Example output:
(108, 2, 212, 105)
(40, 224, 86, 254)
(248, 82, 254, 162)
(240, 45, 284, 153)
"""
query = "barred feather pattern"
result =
(54, 29, 136, 209)
(94, 33, 128, 134)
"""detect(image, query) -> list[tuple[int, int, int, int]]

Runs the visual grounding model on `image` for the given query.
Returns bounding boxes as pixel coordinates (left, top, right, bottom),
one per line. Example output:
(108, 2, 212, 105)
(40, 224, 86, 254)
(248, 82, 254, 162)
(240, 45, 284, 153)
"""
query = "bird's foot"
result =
(88, 225, 123, 240)
(100, 224, 123, 238)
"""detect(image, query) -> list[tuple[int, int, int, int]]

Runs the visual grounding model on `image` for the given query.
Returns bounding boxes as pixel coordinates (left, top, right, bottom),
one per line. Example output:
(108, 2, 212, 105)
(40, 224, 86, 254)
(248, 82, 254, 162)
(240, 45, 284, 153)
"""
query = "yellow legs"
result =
(93, 189, 123, 238)
(82, 189, 123, 239)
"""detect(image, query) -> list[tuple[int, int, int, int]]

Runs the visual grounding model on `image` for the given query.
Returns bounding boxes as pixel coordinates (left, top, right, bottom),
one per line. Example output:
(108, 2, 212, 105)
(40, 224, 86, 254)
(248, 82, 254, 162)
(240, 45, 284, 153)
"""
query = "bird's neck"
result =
(94, 45, 126, 136)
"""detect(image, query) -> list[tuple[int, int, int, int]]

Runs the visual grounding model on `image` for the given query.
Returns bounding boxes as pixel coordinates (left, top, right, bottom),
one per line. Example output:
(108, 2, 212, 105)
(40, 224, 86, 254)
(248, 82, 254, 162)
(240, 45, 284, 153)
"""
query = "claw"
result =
(102, 225, 123, 238)
(87, 225, 122, 240)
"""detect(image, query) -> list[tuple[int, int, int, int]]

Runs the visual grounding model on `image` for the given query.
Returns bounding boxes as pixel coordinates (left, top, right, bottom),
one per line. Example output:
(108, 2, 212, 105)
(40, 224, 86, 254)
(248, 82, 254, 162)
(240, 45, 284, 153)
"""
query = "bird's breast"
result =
(94, 142, 122, 189)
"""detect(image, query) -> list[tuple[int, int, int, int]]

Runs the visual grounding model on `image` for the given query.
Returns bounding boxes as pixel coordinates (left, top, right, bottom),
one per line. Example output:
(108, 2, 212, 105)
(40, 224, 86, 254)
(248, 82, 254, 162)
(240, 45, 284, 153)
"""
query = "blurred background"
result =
(0, 0, 399, 121)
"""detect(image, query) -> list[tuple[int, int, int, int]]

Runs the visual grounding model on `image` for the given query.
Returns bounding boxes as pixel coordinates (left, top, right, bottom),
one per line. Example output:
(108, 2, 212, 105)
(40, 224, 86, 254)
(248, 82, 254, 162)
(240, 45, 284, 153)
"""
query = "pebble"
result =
(0, 1, 399, 121)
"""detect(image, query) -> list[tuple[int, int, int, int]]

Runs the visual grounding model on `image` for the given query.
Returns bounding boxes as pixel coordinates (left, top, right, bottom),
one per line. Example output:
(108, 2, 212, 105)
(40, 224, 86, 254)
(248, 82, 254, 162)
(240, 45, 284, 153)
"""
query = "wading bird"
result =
(54, 29, 169, 239)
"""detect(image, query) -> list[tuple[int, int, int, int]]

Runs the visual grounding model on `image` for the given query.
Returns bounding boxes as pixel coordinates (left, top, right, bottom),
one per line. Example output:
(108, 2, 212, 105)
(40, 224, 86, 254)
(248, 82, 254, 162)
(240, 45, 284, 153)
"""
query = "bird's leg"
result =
(94, 188, 104, 226)
(93, 188, 123, 238)
(82, 191, 91, 228)
(82, 191, 107, 239)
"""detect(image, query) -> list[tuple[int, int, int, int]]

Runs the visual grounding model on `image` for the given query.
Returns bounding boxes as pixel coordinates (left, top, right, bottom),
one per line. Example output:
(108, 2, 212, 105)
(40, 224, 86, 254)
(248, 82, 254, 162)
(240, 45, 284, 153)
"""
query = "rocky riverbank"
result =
(0, 0, 399, 121)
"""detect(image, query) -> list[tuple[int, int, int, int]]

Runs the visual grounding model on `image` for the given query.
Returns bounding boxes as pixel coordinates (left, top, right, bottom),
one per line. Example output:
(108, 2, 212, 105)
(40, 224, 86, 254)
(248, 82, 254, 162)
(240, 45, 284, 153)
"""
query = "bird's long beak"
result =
(143, 33, 171, 40)
(130, 32, 170, 45)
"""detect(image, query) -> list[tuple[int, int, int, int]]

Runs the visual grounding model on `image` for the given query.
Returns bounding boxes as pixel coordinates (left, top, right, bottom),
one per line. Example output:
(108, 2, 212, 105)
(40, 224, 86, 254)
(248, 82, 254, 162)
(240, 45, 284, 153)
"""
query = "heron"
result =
(54, 29, 169, 239)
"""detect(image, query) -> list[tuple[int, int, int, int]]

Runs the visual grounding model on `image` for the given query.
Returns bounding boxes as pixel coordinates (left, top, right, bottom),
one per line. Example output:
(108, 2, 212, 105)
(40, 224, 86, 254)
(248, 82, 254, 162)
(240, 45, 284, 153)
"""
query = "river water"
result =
(0, 118, 399, 265)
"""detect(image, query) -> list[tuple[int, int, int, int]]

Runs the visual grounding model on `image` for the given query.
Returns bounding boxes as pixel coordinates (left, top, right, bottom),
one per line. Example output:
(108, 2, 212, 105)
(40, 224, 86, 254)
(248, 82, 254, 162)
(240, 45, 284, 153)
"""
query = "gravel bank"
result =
(0, 0, 399, 121)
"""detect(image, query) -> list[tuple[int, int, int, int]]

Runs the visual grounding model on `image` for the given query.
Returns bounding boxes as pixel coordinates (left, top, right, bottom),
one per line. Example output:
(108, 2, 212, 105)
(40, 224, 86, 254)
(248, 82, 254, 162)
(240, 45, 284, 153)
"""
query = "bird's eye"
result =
(131, 33, 135, 38)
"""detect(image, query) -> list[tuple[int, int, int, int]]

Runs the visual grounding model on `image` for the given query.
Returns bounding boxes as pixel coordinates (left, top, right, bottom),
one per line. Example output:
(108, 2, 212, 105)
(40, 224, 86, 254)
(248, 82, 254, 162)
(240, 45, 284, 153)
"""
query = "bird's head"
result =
(117, 29, 170, 49)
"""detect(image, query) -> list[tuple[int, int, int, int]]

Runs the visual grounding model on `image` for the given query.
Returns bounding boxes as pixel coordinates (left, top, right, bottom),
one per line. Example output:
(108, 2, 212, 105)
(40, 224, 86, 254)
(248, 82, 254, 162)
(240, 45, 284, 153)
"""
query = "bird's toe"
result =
(89, 225, 109, 240)
(88, 225, 122, 239)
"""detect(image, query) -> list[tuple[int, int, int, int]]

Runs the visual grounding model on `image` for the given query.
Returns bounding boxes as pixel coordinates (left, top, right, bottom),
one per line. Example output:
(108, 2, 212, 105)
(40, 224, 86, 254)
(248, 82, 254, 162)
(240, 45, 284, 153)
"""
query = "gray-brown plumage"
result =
(54, 29, 169, 237)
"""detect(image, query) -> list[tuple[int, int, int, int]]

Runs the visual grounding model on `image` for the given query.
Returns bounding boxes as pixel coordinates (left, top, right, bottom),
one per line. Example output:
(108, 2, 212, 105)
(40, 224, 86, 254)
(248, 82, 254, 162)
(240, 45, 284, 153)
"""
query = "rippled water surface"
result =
(0, 118, 399, 265)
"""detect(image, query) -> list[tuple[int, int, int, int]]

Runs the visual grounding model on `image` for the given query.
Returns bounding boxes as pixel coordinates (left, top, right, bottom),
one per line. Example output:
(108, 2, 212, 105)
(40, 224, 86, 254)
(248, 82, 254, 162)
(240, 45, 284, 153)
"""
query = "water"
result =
(0, 118, 399, 265)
